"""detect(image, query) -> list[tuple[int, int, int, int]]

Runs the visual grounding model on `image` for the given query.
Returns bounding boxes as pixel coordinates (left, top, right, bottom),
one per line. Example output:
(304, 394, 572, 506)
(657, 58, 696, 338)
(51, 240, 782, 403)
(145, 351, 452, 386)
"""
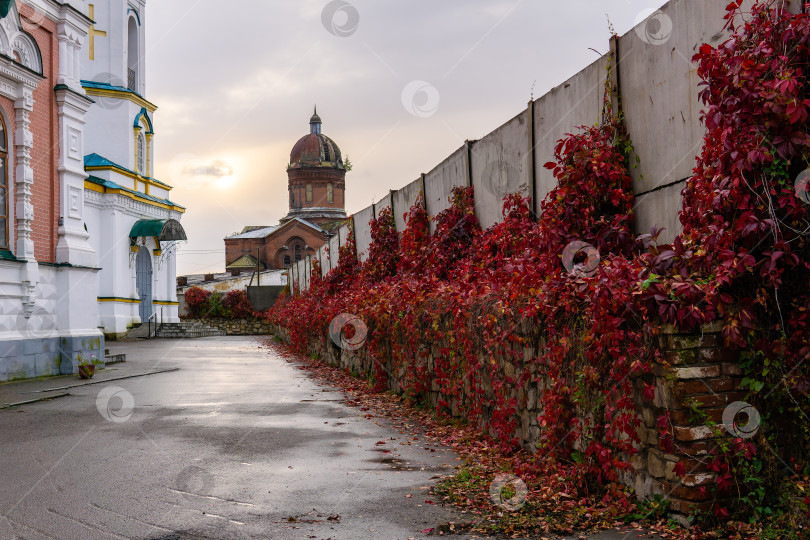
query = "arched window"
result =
(0, 115, 7, 250)
(127, 17, 139, 91)
(283, 255, 291, 266)
(305, 184, 312, 203)
(327, 183, 333, 203)
(137, 131, 145, 174)
(294, 244, 302, 262)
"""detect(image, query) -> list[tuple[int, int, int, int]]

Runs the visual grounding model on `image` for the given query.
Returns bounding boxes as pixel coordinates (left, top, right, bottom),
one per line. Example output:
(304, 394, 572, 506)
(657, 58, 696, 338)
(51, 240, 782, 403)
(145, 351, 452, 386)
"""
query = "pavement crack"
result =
(200, 512, 244, 525)
(166, 488, 256, 506)
(46, 507, 129, 539)
(88, 502, 175, 532)
(2, 516, 62, 540)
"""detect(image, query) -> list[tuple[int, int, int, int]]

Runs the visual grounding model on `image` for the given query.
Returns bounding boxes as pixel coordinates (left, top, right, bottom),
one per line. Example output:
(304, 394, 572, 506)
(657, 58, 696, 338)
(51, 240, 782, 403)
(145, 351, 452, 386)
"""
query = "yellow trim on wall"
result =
(153, 300, 179, 306)
(84, 180, 186, 213)
(83, 87, 158, 112)
(85, 165, 173, 193)
(98, 297, 140, 304)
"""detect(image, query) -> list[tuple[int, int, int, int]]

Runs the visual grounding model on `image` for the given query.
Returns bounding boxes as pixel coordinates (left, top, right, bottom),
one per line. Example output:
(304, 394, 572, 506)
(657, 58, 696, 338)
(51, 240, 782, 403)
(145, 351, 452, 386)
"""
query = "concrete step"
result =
(106, 353, 127, 364)
(124, 323, 154, 340)
(154, 320, 225, 339)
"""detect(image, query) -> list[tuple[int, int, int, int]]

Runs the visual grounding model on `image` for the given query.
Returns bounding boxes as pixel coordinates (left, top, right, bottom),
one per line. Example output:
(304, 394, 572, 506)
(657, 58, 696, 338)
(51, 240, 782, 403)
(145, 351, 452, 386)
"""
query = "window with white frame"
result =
(137, 131, 146, 174)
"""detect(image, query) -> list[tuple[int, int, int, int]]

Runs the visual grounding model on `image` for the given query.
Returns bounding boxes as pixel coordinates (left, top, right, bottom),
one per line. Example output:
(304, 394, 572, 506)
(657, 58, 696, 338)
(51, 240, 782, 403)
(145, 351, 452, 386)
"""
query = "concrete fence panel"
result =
(303, 257, 312, 291)
(375, 192, 392, 220)
(319, 245, 330, 277)
(338, 224, 350, 247)
(329, 234, 340, 269)
(618, 0, 747, 242)
(424, 145, 469, 233)
(393, 177, 424, 232)
(633, 183, 685, 244)
(290, 262, 298, 292)
(533, 56, 608, 206)
(295, 259, 306, 292)
(470, 110, 531, 229)
(353, 205, 375, 262)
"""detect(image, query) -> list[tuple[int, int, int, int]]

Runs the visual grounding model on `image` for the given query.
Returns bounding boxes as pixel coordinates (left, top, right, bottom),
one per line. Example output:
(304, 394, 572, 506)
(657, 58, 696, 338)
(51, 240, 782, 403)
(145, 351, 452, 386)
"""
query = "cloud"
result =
(184, 159, 234, 178)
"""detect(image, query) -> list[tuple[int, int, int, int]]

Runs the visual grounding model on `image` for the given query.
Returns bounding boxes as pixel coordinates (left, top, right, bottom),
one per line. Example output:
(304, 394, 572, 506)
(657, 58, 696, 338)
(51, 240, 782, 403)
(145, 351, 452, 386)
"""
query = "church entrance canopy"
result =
(129, 219, 187, 241)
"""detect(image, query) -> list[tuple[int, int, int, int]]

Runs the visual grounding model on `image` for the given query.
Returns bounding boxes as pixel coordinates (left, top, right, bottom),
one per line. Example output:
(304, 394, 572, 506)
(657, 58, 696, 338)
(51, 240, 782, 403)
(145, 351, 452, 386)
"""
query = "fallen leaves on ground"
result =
(268, 340, 808, 540)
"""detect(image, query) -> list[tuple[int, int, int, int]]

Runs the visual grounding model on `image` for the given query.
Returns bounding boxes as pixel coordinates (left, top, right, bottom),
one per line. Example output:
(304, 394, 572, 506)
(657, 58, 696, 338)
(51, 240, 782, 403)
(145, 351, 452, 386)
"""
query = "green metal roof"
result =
(226, 255, 265, 270)
(84, 153, 171, 189)
(0, 1, 13, 18)
(129, 218, 187, 241)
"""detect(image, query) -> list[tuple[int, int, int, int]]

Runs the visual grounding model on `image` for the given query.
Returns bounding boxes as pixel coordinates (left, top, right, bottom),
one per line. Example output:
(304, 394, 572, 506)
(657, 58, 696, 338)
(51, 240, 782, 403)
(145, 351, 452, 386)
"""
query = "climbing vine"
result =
(268, 0, 810, 531)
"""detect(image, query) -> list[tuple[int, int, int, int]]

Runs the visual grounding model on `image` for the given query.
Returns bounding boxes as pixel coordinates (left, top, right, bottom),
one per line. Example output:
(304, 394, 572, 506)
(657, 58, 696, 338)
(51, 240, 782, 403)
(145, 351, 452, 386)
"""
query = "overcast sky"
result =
(145, 0, 668, 276)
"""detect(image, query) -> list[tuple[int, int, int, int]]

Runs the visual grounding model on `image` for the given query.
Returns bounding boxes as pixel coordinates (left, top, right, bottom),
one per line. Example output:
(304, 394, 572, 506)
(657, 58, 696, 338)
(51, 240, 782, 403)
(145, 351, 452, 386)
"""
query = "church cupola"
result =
(284, 108, 348, 226)
(289, 109, 343, 170)
(309, 106, 322, 134)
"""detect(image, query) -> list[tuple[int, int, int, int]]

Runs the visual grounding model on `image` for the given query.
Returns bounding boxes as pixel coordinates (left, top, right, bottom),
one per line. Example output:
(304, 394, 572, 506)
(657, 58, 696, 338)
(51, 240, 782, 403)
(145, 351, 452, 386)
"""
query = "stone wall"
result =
(270, 321, 747, 520)
(0, 335, 105, 382)
(630, 321, 746, 517)
(191, 318, 274, 336)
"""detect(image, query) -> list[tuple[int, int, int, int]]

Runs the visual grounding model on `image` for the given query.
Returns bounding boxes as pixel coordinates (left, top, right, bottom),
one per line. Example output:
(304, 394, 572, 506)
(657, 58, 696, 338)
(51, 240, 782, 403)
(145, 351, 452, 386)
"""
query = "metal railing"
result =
(146, 311, 158, 338)
(128, 68, 137, 91)
(140, 306, 170, 339)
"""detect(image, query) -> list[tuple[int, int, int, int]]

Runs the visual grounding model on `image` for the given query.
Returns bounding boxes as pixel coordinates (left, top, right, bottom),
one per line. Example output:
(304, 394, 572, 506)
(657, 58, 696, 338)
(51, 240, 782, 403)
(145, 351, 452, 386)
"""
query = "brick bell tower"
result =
(283, 107, 348, 226)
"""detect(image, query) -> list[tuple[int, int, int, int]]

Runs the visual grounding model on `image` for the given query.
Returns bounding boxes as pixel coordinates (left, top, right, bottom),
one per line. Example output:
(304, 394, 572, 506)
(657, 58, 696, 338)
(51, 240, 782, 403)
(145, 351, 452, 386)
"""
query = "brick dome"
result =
(284, 107, 348, 226)
(289, 107, 344, 169)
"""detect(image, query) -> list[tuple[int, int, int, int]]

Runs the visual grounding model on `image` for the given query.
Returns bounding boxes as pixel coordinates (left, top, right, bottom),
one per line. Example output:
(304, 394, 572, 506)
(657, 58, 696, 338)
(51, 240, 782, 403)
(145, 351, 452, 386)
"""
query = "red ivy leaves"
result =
(268, 0, 810, 527)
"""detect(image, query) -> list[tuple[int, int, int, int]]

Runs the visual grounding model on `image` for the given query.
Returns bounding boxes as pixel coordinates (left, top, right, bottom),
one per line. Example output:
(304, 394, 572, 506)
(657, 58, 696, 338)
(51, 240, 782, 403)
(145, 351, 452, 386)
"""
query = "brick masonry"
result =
(225, 221, 330, 270)
(287, 167, 346, 214)
(22, 5, 60, 263)
(629, 321, 748, 518)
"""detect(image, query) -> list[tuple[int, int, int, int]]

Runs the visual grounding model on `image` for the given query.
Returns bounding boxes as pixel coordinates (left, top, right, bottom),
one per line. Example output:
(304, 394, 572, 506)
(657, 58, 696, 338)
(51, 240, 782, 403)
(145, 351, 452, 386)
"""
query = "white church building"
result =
(80, 0, 185, 337)
(0, 0, 184, 382)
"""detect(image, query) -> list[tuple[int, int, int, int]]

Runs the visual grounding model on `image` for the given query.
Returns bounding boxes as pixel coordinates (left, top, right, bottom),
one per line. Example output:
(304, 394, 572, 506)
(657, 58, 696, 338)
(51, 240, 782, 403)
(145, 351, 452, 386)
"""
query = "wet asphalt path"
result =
(0, 337, 662, 540)
(0, 337, 471, 540)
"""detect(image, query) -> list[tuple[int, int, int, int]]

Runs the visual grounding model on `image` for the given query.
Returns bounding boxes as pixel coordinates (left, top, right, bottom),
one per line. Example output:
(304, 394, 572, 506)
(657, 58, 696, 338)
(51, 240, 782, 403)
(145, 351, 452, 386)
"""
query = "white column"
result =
(72, 37, 81, 87)
(57, 33, 69, 84)
(14, 87, 34, 261)
(14, 86, 37, 316)
(55, 81, 96, 267)
(168, 246, 177, 301)
(152, 242, 161, 308)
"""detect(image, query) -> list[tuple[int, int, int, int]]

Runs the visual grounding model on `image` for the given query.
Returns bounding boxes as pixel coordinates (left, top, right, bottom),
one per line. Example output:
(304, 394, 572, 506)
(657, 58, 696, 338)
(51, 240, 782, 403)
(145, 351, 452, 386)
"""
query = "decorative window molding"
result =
(137, 131, 145, 174)
(0, 4, 43, 74)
